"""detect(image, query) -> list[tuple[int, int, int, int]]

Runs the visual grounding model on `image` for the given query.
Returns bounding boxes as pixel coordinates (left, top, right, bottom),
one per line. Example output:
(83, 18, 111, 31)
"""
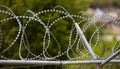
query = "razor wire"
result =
(0, 5, 120, 62)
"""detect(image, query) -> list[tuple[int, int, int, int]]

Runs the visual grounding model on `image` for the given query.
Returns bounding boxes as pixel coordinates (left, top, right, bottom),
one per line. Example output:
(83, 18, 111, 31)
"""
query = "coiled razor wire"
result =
(0, 5, 120, 61)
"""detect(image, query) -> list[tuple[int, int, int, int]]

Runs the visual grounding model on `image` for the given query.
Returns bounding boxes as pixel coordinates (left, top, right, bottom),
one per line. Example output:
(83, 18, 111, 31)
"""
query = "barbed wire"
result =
(0, 5, 119, 62)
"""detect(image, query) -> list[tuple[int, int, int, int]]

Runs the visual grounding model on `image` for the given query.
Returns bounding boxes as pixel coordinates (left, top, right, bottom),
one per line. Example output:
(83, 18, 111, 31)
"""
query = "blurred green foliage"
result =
(0, 0, 91, 59)
(90, 0, 120, 8)
(0, 0, 120, 69)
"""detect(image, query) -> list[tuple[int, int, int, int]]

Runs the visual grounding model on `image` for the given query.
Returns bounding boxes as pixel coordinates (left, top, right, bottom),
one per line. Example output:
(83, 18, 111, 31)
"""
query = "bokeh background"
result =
(0, 0, 120, 69)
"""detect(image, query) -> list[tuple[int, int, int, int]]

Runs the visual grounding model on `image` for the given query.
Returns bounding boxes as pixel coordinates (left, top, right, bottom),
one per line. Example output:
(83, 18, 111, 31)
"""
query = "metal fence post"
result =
(100, 49, 120, 67)
(74, 23, 97, 60)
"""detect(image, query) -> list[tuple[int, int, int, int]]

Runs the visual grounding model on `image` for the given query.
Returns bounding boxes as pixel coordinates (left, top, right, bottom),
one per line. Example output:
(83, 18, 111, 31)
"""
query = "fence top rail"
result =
(0, 60, 120, 65)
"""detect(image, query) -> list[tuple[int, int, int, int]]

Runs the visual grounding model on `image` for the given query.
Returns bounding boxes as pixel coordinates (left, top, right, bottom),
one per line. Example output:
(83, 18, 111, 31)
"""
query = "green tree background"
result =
(0, 0, 120, 69)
